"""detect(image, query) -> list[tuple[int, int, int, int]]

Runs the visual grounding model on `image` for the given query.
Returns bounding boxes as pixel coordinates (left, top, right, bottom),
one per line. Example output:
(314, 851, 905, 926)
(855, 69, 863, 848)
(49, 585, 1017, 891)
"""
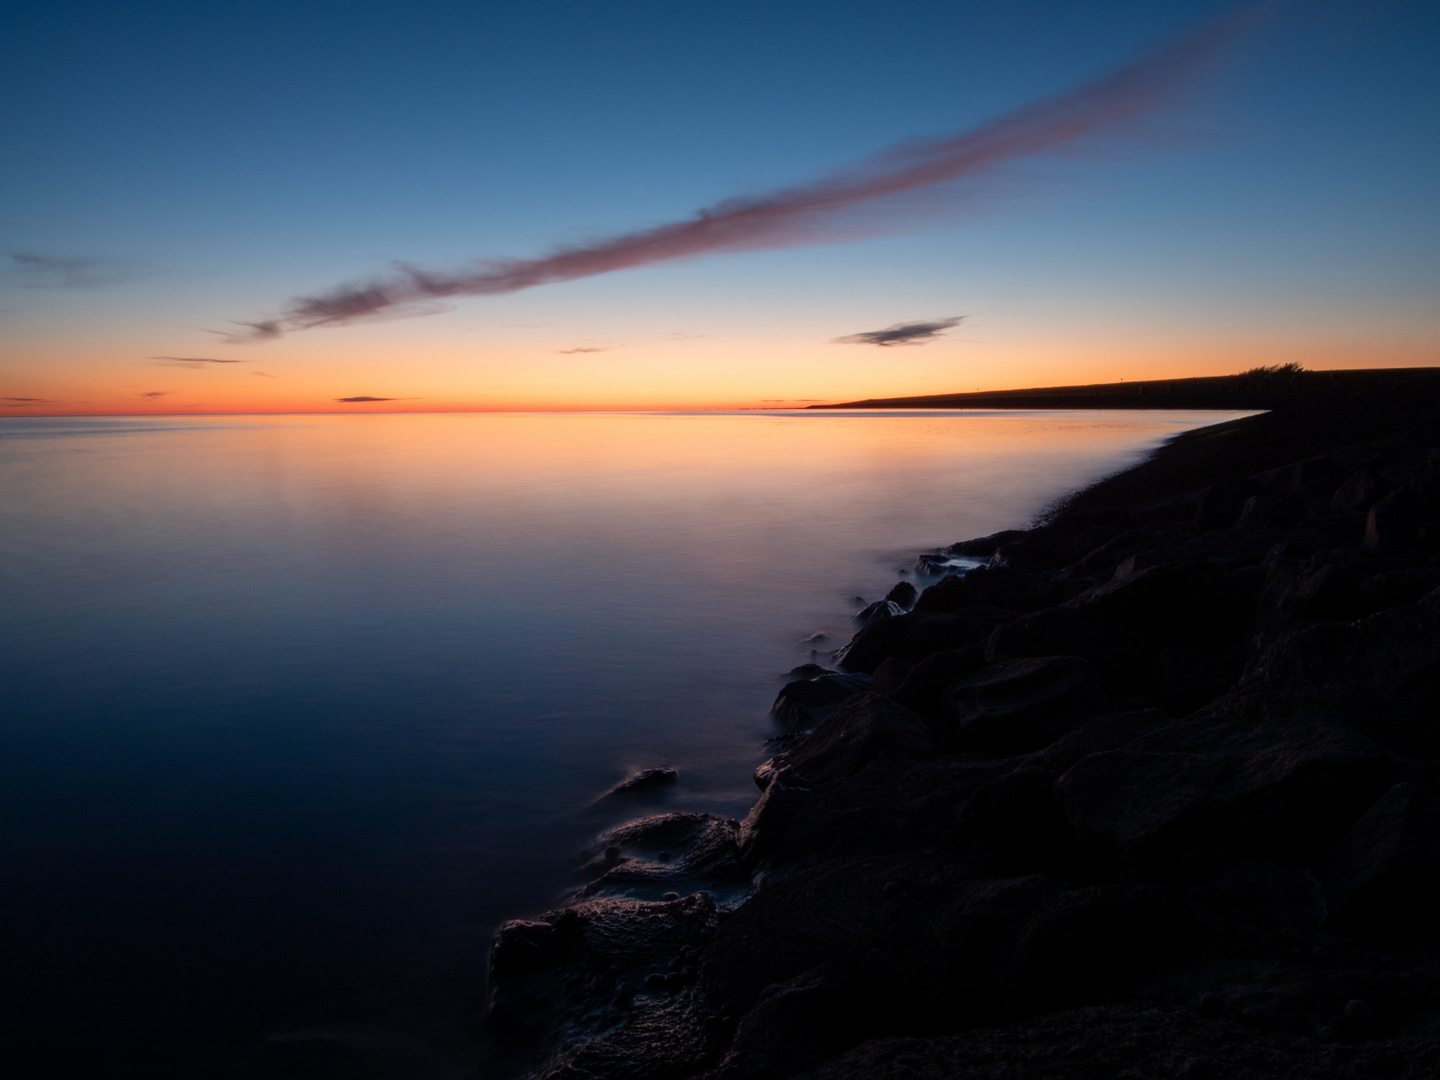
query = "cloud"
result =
(253, 370, 279, 378)
(148, 356, 245, 369)
(335, 396, 396, 402)
(832, 316, 964, 347)
(557, 346, 608, 353)
(3, 397, 58, 405)
(139, 390, 171, 400)
(8, 252, 131, 288)
(224, 7, 1263, 341)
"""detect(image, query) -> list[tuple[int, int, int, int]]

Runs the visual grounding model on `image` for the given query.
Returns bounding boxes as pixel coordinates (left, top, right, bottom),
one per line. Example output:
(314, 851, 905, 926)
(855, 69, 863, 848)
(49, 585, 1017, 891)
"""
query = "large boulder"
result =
(1076, 558, 1259, 649)
(939, 656, 1106, 755)
(772, 672, 872, 729)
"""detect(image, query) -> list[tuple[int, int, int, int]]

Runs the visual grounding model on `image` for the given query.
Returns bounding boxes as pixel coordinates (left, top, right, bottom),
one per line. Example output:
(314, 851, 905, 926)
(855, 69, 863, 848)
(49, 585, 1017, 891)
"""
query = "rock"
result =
(837, 609, 1012, 674)
(1331, 468, 1382, 512)
(1057, 701, 1392, 872)
(855, 599, 904, 624)
(738, 778, 810, 864)
(1002, 885, 1198, 1010)
(868, 656, 913, 696)
(890, 645, 985, 716)
(939, 656, 1106, 755)
(775, 692, 934, 787)
(606, 767, 679, 796)
(772, 672, 872, 729)
(1077, 558, 1259, 649)
(722, 966, 859, 1078)
(1195, 476, 1266, 531)
(786, 663, 837, 680)
(883, 581, 917, 609)
(580, 813, 741, 895)
(1365, 489, 1435, 548)
(1323, 782, 1440, 943)
(1289, 563, 1366, 621)
(951, 764, 1069, 870)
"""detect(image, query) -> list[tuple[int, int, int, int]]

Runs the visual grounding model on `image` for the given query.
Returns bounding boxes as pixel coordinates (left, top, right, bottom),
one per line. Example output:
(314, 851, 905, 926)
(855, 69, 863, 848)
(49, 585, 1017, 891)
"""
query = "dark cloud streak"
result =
(226, 8, 1262, 341)
(9, 252, 130, 288)
(833, 316, 964, 347)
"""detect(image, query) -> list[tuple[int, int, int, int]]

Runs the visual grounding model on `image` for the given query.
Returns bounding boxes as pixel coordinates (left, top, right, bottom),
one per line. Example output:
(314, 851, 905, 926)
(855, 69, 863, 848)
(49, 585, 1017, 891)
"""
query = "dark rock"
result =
(738, 778, 810, 863)
(1057, 699, 1391, 872)
(1365, 489, 1435, 549)
(890, 645, 985, 716)
(606, 766, 679, 796)
(855, 599, 904, 624)
(580, 813, 741, 894)
(1196, 476, 1266, 531)
(1323, 782, 1440, 943)
(939, 656, 1106, 755)
(951, 764, 1069, 870)
(722, 966, 860, 1078)
(837, 609, 1011, 674)
(772, 672, 872, 729)
(786, 663, 837, 680)
(1002, 885, 1198, 1010)
(883, 581, 917, 609)
(1076, 558, 1259, 649)
(774, 692, 934, 788)
(869, 656, 913, 696)
(1289, 563, 1366, 621)
(948, 529, 1029, 557)
(1331, 468, 1383, 512)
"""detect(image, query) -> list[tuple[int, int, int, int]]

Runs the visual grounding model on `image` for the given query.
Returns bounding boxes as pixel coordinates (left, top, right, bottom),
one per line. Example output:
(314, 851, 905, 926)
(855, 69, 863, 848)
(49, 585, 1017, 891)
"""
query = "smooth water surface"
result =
(0, 409, 1243, 1076)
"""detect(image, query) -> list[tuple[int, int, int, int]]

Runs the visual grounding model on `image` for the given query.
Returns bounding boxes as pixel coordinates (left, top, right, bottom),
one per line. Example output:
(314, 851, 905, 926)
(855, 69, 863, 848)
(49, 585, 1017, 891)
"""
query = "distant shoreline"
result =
(808, 365, 1440, 412)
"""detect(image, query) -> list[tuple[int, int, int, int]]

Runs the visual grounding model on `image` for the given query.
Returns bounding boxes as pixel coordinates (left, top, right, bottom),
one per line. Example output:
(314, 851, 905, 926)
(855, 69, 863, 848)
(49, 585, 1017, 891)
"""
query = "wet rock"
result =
(606, 767, 679, 796)
(581, 813, 741, 895)
(855, 599, 904, 625)
(771, 672, 872, 729)
(883, 581, 918, 609)
(722, 966, 860, 1078)
(939, 656, 1106, 755)
(786, 662, 837, 680)
(1323, 782, 1440, 943)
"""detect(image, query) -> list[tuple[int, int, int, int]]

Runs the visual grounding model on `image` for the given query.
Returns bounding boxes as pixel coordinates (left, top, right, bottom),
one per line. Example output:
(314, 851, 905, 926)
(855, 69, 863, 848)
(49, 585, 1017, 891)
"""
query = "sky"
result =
(1, 0, 1437, 414)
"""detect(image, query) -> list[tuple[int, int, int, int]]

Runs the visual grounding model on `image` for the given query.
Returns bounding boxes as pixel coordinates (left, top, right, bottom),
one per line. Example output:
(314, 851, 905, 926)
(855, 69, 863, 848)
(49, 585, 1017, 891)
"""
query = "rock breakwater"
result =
(484, 389, 1440, 1079)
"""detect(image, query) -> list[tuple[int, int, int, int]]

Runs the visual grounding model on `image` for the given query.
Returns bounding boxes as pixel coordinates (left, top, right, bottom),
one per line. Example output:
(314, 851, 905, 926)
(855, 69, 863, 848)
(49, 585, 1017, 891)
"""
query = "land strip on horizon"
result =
(810, 366, 1440, 412)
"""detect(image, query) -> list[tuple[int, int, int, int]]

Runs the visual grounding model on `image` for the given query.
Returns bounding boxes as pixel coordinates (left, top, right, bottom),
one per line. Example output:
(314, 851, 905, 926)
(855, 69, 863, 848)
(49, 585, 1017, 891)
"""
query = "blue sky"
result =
(2, 0, 1437, 411)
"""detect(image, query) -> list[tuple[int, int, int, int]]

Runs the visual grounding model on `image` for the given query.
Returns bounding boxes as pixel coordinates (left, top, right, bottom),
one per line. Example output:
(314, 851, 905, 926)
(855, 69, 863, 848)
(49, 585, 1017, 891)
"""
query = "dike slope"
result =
(484, 386, 1440, 1080)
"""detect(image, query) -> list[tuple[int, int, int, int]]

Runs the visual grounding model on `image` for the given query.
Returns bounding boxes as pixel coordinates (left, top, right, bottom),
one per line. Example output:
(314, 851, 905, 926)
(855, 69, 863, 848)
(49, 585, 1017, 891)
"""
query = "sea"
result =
(0, 409, 1245, 1077)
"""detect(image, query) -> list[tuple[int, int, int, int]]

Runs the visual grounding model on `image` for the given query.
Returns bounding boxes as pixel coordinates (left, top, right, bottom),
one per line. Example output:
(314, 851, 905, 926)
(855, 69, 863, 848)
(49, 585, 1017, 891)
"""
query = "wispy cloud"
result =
(8, 252, 131, 288)
(147, 356, 246, 369)
(832, 316, 964, 347)
(3, 396, 58, 405)
(224, 7, 1263, 341)
(139, 390, 171, 400)
(557, 346, 608, 354)
(254, 370, 279, 378)
(335, 396, 397, 403)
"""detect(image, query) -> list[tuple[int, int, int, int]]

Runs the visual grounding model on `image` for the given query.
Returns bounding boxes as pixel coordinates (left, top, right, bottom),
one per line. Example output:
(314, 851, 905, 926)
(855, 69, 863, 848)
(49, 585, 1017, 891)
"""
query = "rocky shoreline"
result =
(482, 388, 1440, 1080)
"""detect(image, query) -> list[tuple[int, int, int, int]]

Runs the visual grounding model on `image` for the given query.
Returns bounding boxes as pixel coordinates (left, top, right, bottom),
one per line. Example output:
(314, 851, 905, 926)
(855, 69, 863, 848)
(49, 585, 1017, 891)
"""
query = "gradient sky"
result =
(1, 0, 1437, 414)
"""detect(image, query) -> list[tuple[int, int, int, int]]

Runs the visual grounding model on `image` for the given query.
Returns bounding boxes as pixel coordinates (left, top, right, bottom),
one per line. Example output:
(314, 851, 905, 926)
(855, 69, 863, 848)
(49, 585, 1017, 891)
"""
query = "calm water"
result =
(0, 409, 1241, 1077)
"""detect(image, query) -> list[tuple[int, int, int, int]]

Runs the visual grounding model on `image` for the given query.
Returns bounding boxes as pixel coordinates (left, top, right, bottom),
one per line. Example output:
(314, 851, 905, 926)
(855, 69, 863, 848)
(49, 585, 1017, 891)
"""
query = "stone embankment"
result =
(485, 389, 1440, 1079)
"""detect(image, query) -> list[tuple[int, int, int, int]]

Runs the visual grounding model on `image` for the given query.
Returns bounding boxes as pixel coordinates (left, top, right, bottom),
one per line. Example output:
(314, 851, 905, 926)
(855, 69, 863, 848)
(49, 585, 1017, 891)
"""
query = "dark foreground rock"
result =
(484, 387, 1440, 1079)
